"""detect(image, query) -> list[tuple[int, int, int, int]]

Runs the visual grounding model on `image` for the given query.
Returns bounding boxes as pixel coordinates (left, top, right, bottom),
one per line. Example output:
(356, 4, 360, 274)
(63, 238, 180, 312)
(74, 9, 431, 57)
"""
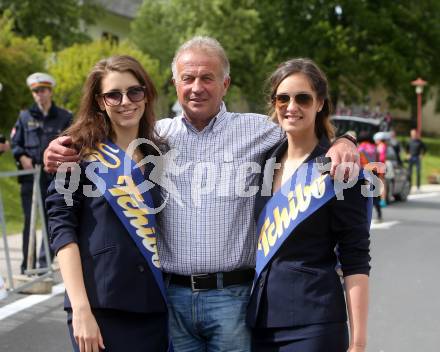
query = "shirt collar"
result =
(180, 102, 228, 134)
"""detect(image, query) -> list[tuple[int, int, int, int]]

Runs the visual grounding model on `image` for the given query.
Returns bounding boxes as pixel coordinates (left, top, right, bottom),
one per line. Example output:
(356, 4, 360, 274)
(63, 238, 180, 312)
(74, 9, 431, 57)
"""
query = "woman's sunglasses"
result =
(273, 93, 314, 109)
(97, 86, 146, 107)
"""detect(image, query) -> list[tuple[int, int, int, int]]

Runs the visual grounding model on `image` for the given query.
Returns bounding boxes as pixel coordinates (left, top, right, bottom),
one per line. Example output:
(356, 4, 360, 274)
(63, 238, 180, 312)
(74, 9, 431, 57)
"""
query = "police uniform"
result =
(11, 73, 72, 273)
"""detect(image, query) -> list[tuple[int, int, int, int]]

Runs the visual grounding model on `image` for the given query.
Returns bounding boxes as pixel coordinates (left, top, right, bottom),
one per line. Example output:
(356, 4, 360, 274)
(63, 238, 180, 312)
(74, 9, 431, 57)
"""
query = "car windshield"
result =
(331, 115, 387, 137)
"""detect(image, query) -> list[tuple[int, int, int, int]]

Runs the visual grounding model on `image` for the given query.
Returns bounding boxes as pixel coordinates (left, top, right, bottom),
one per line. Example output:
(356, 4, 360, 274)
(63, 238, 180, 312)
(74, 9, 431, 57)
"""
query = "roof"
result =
(92, 0, 143, 19)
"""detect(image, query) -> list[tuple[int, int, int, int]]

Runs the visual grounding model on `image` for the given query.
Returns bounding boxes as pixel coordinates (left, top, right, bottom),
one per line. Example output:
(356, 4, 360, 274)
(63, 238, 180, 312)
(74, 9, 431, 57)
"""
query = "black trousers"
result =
(19, 171, 53, 273)
(67, 309, 169, 352)
(252, 323, 349, 352)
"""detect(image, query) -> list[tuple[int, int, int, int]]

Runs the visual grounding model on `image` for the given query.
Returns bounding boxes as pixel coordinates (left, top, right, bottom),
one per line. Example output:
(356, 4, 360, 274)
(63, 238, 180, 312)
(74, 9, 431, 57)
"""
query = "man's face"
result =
(174, 50, 230, 128)
(31, 87, 52, 107)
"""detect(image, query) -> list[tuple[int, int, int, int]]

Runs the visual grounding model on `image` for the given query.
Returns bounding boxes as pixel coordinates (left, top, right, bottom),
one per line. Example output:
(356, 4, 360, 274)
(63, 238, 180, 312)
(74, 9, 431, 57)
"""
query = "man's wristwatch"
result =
(336, 132, 358, 146)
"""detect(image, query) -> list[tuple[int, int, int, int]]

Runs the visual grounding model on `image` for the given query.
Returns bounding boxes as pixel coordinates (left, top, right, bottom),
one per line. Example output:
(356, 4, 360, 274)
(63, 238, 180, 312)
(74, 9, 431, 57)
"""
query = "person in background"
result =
(10, 72, 72, 274)
(406, 128, 426, 190)
(373, 132, 388, 207)
(389, 130, 402, 165)
(358, 131, 382, 222)
(384, 112, 392, 130)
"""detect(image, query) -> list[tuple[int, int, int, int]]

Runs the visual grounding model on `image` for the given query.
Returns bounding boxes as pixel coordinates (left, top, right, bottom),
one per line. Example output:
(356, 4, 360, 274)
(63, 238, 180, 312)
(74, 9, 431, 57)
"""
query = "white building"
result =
(86, 0, 143, 42)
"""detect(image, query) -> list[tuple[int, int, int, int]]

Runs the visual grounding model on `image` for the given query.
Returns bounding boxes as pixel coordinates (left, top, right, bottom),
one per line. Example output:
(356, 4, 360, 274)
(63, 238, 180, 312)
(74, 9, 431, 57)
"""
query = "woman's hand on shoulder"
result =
(72, 306, 105, 352)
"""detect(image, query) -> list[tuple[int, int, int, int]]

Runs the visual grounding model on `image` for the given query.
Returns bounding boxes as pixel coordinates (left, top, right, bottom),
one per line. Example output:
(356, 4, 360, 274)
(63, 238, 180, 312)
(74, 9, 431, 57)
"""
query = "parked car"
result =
(383, 141, 411, 202)
(331, 115, 388, 136)
(331, 115, 410, 202)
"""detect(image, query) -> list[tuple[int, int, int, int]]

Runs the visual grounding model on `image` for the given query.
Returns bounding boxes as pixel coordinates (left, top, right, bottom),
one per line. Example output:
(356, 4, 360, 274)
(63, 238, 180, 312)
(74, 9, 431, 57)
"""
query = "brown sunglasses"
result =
(273, 93, 314, 109)
(96, 86, 146, 107)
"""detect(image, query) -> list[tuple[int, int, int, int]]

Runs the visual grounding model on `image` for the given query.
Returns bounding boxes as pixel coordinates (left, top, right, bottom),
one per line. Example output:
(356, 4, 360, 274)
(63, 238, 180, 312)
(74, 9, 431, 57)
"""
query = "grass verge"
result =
(0, 151, 24, 235)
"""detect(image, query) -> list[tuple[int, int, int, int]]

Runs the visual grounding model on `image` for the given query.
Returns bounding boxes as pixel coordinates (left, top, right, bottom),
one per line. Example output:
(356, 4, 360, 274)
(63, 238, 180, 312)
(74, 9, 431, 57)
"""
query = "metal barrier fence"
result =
(0, 165, 53, 294)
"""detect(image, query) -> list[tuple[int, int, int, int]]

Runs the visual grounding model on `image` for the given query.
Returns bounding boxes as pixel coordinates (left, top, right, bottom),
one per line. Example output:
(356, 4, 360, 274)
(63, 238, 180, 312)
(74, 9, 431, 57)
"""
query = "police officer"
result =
(11, 72, 72, 274)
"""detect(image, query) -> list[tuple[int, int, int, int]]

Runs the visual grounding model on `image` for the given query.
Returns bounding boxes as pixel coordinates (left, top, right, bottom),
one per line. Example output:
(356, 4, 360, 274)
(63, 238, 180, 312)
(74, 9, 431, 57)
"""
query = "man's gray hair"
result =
(171, 36, 230, 80)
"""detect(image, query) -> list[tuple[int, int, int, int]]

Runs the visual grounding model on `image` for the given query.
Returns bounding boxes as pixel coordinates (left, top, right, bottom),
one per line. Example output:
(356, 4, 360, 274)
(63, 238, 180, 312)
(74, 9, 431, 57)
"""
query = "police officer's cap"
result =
(26, 72, 56, 90)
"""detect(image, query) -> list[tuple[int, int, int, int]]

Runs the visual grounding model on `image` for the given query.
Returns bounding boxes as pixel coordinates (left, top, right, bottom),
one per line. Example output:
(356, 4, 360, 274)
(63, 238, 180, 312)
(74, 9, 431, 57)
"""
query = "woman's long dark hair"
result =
(64, 55, 161, 157)
(268, 58, 335, 140)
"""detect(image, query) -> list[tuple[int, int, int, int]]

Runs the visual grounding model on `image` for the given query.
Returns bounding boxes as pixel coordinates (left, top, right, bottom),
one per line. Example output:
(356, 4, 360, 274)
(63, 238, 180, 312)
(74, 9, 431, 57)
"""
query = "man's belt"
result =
(168, 269, 255, 291)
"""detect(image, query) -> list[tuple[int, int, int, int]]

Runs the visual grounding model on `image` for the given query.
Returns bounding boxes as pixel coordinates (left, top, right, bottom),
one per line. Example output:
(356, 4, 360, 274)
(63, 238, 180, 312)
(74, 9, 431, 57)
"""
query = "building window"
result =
(102, 32, 119, 45)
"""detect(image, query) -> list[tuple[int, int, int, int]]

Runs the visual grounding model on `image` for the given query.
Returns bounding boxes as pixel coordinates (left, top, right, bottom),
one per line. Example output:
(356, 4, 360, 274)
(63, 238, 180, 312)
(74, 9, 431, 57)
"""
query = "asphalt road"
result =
(1, 188, 439, 352)
(368, 189, 440, 352)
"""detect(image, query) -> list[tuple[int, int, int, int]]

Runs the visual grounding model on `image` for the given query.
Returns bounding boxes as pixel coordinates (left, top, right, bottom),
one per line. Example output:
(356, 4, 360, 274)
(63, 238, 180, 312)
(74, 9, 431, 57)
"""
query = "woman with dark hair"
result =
(247, 58, 371, 352)
(46, 55, 168, 352)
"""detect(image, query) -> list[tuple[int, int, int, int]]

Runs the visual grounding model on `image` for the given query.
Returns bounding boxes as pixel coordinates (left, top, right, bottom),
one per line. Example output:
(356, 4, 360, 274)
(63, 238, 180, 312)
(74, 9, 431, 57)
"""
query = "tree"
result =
(47, 40, 167, 115)
(254, 0, 440, 112)
(0, 11, 47, 132)
(131, 0, 261, 110)
(0, 0, 99, 49)
(131, 1, 440, 115)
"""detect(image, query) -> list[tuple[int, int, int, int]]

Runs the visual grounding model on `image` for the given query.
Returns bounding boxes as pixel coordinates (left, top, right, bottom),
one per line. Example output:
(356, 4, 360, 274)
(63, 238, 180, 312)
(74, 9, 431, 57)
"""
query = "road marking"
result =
(0, 283, 64, 320)
(371, 220, 400, 230)
(408, 192, 440, 200)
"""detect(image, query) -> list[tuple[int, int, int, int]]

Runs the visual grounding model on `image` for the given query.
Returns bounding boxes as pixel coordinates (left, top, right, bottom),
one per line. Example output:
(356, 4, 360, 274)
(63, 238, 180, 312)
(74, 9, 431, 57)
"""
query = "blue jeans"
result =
(166, 282, 252, 352)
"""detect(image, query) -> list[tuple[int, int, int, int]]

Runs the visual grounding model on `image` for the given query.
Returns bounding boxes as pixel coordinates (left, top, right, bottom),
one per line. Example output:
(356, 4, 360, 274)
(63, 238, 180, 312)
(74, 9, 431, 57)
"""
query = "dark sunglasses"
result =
(273, 93, 314, 109)
(97, 86, 146, 107)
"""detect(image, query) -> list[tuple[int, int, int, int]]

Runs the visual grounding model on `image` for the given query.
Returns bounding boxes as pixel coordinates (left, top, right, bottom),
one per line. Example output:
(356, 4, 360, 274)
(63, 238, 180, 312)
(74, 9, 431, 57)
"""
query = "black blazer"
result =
(247, 137, 371, 328)
(46, 162, 167, 314)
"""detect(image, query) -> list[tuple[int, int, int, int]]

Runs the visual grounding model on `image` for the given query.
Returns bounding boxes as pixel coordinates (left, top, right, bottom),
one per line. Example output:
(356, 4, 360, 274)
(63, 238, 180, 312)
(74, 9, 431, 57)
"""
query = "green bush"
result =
(47, 40, 167, 115)
(424, 138, 440, 156)
(0, 11, 47, 134)
(0, 150, 23, 235)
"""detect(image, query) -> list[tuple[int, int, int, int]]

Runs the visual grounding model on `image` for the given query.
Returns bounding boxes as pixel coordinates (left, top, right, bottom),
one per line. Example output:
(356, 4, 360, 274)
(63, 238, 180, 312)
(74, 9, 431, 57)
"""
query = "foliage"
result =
(131, 0, 261, 110)
(0, 150, 23, 235)
(254, 0, 440, 111)
(47, 39, 167, 115)
(0, 0, 99, 49)
(0, 11, 47, 133)
(132, 0, 440, 115)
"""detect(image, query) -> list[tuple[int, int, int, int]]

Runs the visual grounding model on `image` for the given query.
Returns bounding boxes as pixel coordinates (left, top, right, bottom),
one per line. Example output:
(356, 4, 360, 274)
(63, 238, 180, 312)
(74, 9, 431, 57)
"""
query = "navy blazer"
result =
(247, 137, 371, 329)
(46, 161, 167, 314)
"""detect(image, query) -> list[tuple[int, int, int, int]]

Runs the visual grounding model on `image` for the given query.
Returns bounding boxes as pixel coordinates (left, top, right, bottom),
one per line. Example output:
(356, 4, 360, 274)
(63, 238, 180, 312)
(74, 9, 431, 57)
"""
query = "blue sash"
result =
(85, 140, 172, 351)
(255, 159, 372, 285)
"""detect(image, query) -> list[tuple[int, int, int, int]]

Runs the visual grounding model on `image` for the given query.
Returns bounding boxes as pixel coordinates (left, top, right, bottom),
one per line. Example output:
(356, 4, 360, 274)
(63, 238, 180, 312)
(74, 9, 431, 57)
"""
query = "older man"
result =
(44, 37, 358, 352)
